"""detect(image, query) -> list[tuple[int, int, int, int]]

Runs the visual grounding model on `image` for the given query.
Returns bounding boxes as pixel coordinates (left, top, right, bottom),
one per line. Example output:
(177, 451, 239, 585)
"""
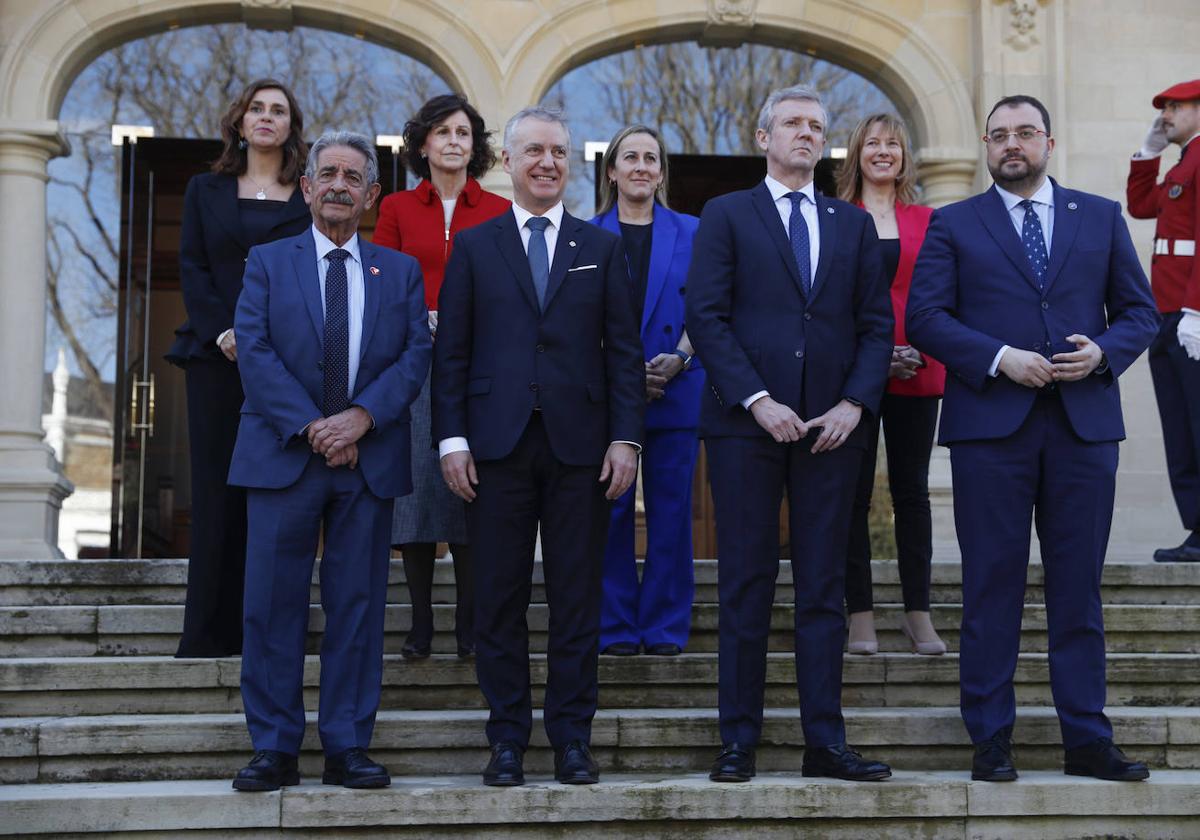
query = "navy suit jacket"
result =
(432, 208, 644, 465)
(685, 181, 893, 442)
(590, 204, 704, 431)
(228, 228, 431, 497)
(906, 180, 1160, 445)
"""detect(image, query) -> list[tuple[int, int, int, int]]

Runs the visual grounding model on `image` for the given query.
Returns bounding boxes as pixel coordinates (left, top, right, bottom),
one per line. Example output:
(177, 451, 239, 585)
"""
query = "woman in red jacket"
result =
(373, 93, 510, 659)
(836, 113, 947, 656)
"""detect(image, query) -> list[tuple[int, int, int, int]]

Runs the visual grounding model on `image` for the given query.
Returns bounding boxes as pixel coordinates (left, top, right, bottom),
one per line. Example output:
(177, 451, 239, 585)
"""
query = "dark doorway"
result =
(112, 137, 403, 558)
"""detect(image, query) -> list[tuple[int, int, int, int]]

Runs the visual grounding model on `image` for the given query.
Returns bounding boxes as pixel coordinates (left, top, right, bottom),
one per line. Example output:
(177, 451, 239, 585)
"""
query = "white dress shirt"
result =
(989, 178, 1054, 376)
(742, 176, 822, 409)
(312, 224, 365, 398)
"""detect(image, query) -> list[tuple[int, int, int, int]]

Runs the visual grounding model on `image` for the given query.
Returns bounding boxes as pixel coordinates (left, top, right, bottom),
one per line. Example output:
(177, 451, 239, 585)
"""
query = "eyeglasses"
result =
(983, 128, 1048, 144)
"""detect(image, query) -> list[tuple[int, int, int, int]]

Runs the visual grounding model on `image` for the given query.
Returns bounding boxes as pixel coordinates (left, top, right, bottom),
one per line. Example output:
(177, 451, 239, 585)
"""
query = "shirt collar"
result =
(512, 201, 565, 232)
(765, 175, 817, 205)
(312, 225, 361, 263)
(994, 177, 1054, 212)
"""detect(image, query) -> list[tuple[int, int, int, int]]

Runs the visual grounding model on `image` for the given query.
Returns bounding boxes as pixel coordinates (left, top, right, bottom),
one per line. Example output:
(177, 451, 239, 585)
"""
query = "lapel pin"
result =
(1067, 202, 1078, 210)
(569, 240, 577, 247)
(369, 266, 381, 275)
(1169, 184, 1184, 199)
(826, 207, 834, 214)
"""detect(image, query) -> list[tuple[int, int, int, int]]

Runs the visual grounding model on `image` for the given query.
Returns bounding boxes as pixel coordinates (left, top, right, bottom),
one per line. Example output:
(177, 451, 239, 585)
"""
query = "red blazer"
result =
(871, 200, 945, 397)
(1127, 137, 1200, 313)
(373, 177, 511, 309)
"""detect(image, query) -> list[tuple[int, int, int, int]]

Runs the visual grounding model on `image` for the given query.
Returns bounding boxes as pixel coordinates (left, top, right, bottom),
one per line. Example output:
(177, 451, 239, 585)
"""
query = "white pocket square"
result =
(567, 264, 598, 272)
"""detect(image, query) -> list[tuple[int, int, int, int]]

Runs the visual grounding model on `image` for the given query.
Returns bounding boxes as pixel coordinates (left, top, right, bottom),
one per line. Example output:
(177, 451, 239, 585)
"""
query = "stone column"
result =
(0, 121, 74, 558)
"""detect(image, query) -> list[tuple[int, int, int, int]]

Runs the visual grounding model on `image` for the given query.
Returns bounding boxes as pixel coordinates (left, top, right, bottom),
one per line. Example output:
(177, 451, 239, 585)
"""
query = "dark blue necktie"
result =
(1019, 199, 1048, 289)
(526, 217, 551, 309)
(323, 248, 350, 416)
(786, 192, 812, 291)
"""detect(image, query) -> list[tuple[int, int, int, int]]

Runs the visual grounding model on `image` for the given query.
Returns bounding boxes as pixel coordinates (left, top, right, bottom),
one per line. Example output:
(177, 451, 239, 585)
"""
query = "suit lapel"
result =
(1043, 180, 1081, 293)
(807, 193, 838, 304)
(543, 212, 583, 311)
(204, 175, 249, 251)
(358, 239, 381, 361)
(642, 207, 676, 335)
(750, 182, 805, 297)
(291, 233, 324, 344)
(494, 213, 540, 314)
(974, 186, 1041, 292)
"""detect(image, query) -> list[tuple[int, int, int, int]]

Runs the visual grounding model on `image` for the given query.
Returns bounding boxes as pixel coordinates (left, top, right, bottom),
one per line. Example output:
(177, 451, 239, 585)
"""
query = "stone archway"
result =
(0, 0, 979, 557)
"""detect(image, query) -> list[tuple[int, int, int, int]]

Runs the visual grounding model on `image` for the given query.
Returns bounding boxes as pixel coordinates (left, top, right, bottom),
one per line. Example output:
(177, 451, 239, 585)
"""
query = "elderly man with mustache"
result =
(229, 131, 431, 792)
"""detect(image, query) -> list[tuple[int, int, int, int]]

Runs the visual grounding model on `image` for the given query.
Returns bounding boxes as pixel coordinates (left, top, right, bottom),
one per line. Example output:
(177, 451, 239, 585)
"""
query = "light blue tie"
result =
(526, 217, 551, 309)
(786, 192, 812, 291)
(1019, 199, 1048, 289)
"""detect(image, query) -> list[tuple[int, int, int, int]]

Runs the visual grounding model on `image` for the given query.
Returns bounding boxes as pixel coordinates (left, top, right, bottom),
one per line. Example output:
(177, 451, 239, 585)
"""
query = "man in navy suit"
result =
(687, 86, 895, 783)
(907, 95, 1159, 782)
(433, 107, 644, 786)
(229, 131, 431, 791)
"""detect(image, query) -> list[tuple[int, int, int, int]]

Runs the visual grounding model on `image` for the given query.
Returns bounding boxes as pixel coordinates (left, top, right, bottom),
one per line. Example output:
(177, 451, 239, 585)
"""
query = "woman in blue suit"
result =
(590, 125, 703, 656)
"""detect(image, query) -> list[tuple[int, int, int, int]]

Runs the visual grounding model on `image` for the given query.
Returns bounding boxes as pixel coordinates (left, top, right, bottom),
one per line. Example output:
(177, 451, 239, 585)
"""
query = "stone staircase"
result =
(1, 557, 1198, 838)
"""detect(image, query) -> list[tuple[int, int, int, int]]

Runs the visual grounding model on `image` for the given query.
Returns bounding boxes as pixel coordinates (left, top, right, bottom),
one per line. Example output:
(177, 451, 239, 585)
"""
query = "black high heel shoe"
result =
(401, 632, 432, 660)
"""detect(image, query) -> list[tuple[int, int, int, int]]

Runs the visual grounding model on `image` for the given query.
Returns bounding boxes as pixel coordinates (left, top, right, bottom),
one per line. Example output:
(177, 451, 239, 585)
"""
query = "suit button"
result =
(804, 313, 813, 321)
(795, 350, 804, 359)
(1041, 301, 1049, 310)
(529, 383, 539, 391)
(678, 286, 686, 294)
(664, 325, 673, 333)
(536, 344, 545, 353)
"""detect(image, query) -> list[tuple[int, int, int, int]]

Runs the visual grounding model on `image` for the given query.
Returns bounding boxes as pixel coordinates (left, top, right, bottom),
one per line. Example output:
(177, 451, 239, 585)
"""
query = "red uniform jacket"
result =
(872, 201, 945, 398)
(373, 177, 511, 310)
(1127, 137, 1199, 313)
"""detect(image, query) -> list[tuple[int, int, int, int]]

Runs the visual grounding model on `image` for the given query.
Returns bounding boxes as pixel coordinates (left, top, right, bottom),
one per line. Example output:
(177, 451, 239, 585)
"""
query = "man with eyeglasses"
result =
(907, 95, 1159, 783)
(1127, 79, 1200, 563)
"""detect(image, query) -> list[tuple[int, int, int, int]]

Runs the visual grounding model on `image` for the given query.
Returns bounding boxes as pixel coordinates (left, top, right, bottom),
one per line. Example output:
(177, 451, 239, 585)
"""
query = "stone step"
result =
(4, 601, 1197, 657)
(3, 706, 1197, 784)
(2, 558, 1196, 607)
(4, 772, 1198, 839)
(1, 653, 1196, 716)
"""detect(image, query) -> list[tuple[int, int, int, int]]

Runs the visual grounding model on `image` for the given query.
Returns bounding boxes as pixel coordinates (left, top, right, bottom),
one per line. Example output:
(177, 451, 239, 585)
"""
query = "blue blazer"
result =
(432, 209, 644, 465)
(686, 181, 894, 442)
(906, 181, 1160, 445)
(590, 204, 704, 431)
(228, 228, 432, 498)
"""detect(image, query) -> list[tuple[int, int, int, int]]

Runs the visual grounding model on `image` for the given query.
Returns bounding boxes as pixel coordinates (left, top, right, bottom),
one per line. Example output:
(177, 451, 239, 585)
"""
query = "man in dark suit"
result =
(433, 107, 644, 786)
(907, 95, 1160, 782)
(686, 86, 895, 783)
(229, 131, 431, 791)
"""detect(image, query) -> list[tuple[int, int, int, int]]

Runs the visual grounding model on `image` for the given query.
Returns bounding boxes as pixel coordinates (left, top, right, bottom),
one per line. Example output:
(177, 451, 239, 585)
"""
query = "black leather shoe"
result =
(601, 642, 639, 656)
(401, 633, 432, 659)
(322, 747, 390, 788)
(554, 740, 600, 784)
(232, 749, 299, 791)
(645, 642, 682, 656)
(972, 729, 1018, 781)
(802, 743, 891, 781)
(483, 741, 525, 786)
(1064, 737, 1150, 781)
(456, 641, 474, 658)
(709, 743, 756, 782)
(1153, 543, 1200, 563)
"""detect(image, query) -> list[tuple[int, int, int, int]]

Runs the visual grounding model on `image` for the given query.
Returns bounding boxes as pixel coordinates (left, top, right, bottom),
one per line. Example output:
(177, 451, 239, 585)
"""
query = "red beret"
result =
(1153, 79, 1200, 109)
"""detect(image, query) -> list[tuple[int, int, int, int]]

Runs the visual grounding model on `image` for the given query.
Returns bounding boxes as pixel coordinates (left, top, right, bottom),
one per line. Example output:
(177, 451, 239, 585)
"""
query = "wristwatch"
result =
(672, 349, 693, 369)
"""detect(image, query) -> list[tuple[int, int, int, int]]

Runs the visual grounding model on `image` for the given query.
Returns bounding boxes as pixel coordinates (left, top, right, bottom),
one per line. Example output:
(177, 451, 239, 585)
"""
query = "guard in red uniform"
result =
(1128, 79, 1200, 562)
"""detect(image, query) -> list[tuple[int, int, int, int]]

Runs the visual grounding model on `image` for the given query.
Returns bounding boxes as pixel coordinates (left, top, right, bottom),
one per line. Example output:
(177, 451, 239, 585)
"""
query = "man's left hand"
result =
(308, 406, 372, 456)
(1178, 311, 1200, 361)
(805, 399, 863, 454)
(599, 442, 639, 500)
(324, 442, 358, 469)
(1051, 334, 1104, 381)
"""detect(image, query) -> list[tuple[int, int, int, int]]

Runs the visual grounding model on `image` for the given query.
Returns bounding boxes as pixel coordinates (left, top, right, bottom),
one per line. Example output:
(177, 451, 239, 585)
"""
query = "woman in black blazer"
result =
(167, 78, 310, 657)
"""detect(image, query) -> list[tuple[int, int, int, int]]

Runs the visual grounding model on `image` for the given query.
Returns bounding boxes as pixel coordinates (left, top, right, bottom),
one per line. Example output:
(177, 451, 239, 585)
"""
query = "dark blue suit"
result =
(433, 208, 644, 750)
(590, 205, 703, 651)
(230, 228, 430, 757)
(686, 182, 893, 748)
(906, 181, 1159, 749)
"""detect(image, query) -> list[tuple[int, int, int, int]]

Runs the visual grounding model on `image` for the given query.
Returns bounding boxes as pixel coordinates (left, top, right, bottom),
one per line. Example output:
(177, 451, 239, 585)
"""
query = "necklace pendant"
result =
(255, 189, 267, 200)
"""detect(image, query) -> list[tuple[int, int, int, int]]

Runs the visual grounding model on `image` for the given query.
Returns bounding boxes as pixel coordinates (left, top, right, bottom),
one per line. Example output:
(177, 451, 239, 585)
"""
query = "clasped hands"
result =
(998, 334, 1103, 388)
(889, 345, 923, 380)
(307, 406, 372, 469)
(442, 441, 639, 503)
(645, 352, 684, 401)
(750, 396, 862, 453)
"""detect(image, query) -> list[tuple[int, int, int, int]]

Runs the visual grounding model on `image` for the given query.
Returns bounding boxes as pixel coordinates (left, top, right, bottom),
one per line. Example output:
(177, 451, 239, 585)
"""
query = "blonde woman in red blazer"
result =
(836, 113, 947, 656)
(373, 94, 510, 660)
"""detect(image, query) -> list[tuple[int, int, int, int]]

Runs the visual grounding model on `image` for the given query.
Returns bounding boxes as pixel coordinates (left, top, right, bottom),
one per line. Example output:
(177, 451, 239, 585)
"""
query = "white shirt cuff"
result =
(1134, 149, 1164, 160)
(612, 440, 642, 453)
(439, 437, 470, 458)
(217, 328, 233, 346)
(741, 390, 770, 409)
(988, 346, 1010, 378)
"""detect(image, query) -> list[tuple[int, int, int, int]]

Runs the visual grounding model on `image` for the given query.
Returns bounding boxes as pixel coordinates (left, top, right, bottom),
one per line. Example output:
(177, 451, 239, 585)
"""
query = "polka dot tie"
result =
(1019, 199, 1048, 289)
(786, 192, 812, 291)
(323, 248, 350, 417)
